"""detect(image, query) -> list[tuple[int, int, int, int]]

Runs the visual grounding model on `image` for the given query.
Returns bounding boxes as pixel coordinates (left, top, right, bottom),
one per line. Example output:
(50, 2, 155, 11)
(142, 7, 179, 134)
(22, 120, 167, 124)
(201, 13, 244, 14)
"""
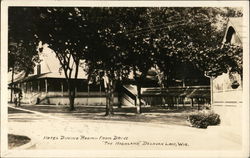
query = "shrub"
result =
(187, 112, 220, 129)
(8, 134, 31, 149)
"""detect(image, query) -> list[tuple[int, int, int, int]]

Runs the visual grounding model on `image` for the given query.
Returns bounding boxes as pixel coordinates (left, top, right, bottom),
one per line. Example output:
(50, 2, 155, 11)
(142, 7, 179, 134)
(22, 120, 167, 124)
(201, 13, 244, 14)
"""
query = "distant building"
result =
(212, 17, 243, 126)
(9, 39, 211, 108)
(8, 47, 109, 105)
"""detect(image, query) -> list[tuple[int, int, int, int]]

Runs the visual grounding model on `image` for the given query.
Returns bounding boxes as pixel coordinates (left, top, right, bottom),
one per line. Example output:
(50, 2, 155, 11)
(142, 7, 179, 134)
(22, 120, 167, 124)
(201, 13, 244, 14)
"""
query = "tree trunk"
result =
(110, 81, 114, 115)
(105, 88, 109, 113)
(69, 92, 75, 111)
(117, 80, 122, 108)
(160, 86, 166, 107)
(105, 78, 114, 116)
(104, 77, 111, 116)
(136, 83, 142, 114)
(110, 88, 114, 115)
(165, 76, 174, 108)
(105, 85, 112, 116)
(67, 80, 75, 111)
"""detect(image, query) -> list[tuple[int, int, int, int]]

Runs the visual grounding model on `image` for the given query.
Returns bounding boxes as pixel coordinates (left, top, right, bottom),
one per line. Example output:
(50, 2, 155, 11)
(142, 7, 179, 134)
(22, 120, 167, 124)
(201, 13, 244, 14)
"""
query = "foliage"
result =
(34, 7, 95, 110)
(187, 112, 221, 128)
(8, 7, 40, 102)
(201, 44, 242, 77)
(8, 7, 39, 75)
(80, 8, 156, 114)
(8, 7, 243, 113)
(149, 7, 243, 80)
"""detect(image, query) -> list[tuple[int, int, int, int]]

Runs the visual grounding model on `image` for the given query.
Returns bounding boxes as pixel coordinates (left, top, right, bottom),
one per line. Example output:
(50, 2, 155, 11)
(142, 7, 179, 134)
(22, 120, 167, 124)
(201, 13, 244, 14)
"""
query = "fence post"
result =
(176, 97, 179, 110)
(197, 98, 200, 111)
(191, 98, 193, 107)
(183, 97, 185, 107)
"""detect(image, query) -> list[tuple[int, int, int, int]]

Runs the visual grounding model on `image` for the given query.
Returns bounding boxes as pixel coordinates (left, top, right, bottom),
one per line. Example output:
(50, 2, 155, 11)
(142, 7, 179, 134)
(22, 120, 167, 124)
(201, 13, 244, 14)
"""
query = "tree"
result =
(143, 7, 243, 84)
(9, 7, 242, 113)
(122, 7, 243, 109)
(84, 7, 243, 113)
(34, 7, 92, 111)
(93, 8, 155, 114)
(35, 7, 131, 113)
(8, 7, 40, 102)
(124, 32, 156, 113)
(82, 8, 132, 115)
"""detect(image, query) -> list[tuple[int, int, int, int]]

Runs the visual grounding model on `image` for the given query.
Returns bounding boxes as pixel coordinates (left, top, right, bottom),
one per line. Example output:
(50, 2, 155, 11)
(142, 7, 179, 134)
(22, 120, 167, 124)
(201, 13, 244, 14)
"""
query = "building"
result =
(211, 17, 243, 127)
(8, 47, 111, 106)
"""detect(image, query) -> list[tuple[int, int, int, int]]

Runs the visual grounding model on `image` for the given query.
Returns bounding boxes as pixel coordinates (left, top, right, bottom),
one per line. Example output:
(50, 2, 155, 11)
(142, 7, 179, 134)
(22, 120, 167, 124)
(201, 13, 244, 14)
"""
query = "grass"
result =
(8, 134, 31, 149)
(10, 104, 203, 126)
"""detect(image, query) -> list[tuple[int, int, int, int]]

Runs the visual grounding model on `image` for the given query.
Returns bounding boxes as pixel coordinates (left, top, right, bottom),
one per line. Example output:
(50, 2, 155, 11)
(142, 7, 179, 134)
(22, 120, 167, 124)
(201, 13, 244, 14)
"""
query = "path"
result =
(8, 104, 242, 150)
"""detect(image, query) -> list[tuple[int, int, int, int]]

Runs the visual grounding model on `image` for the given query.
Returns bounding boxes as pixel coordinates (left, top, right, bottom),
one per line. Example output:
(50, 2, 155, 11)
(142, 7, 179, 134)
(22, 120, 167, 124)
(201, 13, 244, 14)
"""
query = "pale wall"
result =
(212, 72, 242, 127)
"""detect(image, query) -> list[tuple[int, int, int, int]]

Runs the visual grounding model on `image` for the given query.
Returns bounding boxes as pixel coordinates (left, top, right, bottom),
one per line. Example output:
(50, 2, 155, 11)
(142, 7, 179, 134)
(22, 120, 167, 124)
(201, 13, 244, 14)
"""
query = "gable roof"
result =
(222, 17, 243, 44)
(228, 17, 243, 40)
(8, 46, 88, 84)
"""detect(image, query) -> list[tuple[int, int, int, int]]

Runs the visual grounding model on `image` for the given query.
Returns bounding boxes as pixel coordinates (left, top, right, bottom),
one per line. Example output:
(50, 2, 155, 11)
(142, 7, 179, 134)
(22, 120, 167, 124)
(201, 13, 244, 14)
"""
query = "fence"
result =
(122, 85, 210, 108)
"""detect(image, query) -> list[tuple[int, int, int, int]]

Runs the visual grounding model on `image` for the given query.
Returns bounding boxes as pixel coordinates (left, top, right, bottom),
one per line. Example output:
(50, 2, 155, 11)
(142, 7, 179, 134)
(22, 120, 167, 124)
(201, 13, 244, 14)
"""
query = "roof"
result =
(8, 45, 88, 84)
(8, 71, 26, 84)
(9, 72, 87, 84)
(228, 17, 243, 40)
(223, 17, 243, 44)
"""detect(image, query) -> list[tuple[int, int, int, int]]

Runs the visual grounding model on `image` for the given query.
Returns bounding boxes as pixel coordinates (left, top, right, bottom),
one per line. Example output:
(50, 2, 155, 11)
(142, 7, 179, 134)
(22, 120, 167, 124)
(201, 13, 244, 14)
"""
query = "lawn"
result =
(11, 104, 203, 126)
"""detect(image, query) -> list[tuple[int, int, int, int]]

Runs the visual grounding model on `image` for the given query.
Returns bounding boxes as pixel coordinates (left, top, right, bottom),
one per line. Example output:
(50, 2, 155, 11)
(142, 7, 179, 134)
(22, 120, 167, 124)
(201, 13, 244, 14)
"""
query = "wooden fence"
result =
(142, 86, 210, 107)
(122, 85, 210, 108)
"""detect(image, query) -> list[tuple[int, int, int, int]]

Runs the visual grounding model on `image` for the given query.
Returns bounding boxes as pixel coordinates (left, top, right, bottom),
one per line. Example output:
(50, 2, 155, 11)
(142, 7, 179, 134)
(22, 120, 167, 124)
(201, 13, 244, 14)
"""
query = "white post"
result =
(61, 81, 64, 105)
(210, 77, 213, 106)
(31, 82, 33, 92)
(61, 81, 64, 96)
(99, 83, 102, 105)
(204, 73, 213, 107)
(87, 84, 90, 106)
(45, 79, 48, 93)
(38, 80, 40, 92)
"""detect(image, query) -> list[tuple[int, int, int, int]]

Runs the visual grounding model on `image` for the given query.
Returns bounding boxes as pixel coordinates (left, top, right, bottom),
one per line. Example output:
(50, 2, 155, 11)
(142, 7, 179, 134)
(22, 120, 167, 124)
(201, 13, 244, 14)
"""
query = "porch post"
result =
(210, 77, 213, 105)
(99, 83, 102, 104)
(45, 79, 48, 93)
(87, 84, 90, 105)
(38, 80, 40, 92)
(61, 80, 64, 105)
(31, 82, 33, 92)
(25, 82, 27, 92)
(61, 81, 64, 97)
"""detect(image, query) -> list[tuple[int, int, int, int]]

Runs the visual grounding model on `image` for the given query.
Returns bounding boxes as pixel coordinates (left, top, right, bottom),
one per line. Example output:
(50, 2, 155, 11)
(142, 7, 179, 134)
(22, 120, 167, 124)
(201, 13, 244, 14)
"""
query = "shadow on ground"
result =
(8, 107, 33, 114)
(9, 104, 202, 126)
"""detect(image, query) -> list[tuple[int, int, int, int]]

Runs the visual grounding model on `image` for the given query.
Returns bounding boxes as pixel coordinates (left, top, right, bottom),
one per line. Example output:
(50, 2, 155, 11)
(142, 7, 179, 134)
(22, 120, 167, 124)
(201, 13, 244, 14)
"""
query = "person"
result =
(18, 91, 22, 107)
(14, 92, 18, 107)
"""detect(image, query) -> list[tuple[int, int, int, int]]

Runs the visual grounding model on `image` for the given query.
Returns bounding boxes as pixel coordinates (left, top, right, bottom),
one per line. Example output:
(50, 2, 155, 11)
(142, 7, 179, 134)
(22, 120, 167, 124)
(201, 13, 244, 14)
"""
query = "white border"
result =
(1, 1, 249, 158)
(242, 2, 250, 158)
(1, 1, 9, 157)
(1, 0, 248, 7)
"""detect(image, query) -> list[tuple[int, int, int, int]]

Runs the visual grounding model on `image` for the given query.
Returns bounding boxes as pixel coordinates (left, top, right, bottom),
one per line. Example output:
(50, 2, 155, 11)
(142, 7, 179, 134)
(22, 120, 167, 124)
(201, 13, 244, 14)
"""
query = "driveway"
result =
(8, 104, 242, 150)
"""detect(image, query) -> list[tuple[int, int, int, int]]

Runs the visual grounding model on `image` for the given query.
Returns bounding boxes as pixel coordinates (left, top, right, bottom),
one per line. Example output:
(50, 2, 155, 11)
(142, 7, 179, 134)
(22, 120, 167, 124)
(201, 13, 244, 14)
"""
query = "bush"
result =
(8, 134, 31, 149)
(187, 112, 220, 129)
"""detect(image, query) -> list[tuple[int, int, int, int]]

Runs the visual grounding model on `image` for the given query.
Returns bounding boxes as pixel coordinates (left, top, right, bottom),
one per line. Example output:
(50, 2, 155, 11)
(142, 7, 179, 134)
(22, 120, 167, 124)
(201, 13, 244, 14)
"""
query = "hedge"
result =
(187, 112, 220, 129)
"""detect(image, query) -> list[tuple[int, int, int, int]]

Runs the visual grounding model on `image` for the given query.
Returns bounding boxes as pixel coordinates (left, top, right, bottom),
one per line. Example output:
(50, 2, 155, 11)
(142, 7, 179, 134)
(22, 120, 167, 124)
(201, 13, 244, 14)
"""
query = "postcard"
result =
(1, 1, 249, 157)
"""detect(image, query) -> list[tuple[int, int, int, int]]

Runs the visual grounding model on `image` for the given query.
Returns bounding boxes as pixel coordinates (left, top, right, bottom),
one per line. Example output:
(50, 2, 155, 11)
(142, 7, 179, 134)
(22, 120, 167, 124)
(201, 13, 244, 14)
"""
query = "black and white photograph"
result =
(1, 1, 249, 157)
